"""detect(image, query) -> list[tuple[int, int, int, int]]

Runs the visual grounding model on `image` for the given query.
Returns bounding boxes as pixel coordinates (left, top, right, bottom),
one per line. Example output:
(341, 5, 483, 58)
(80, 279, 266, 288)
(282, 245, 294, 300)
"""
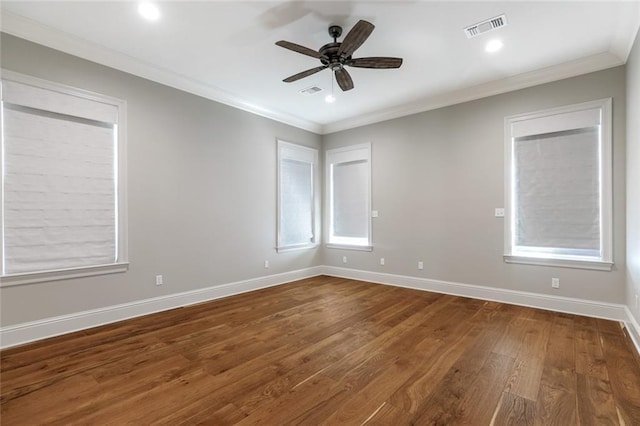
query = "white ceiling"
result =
(1, 1, 639, 134)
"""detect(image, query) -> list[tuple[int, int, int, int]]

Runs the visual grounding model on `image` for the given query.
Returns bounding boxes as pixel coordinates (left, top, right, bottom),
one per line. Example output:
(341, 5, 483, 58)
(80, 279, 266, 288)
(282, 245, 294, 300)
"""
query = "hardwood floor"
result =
(2, 276, 640, 425)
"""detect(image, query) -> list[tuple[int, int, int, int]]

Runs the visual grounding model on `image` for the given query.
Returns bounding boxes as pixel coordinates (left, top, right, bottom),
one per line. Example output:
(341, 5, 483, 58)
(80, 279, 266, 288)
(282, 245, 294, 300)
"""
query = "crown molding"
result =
(322, 51, 624, 134)
(0, 9, 631, 136)
(609, 1, 640, 62)
(0, 10, 324, 134)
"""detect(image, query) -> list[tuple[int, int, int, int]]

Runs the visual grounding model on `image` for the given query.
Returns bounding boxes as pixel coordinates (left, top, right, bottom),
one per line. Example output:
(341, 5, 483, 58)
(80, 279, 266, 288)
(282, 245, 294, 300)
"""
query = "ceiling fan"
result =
(275, 20, 403, 91)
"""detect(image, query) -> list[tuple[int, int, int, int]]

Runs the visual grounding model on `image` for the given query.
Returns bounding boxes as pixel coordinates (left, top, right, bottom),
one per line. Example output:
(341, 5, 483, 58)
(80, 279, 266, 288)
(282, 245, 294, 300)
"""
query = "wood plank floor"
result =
(2, 276, 640, 425)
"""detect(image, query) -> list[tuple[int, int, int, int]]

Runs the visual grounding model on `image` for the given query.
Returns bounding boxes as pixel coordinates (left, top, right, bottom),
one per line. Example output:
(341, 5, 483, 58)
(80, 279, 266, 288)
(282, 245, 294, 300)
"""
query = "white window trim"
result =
(503, 98, 613, 271)
(276, 140, 319, 252)
(1, 70, 128, 287)
(325, 142, 373, 251)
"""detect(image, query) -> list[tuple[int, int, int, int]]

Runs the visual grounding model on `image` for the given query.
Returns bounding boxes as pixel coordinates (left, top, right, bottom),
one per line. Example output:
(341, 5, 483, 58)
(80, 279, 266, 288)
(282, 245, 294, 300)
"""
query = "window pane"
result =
(514, 127, 599, 254)
(279, 158, 313, 246)
(3, 106, 116, 274)
(332, 159, 368, 239)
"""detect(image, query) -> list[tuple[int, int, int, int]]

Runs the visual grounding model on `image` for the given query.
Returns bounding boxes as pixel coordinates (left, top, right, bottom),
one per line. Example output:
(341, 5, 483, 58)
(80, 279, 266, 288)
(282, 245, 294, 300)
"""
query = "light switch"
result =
(372, 210, 379, 218)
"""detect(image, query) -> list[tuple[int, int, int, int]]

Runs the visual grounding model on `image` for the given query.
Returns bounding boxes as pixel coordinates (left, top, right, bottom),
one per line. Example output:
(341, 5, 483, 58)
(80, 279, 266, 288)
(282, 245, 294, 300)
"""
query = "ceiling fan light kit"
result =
(276, 20, 403, 92)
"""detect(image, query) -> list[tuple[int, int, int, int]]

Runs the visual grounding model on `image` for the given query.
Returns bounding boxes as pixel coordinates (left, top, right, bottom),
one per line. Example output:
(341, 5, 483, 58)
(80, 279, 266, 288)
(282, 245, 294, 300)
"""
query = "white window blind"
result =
(333, 160, 369, 240)
(277, 141, 317, 251)
(326, 143, 372, 249)
(1, 71, 127, 283)
(514, 128, 599, 255)
(504, 99, 612, 270)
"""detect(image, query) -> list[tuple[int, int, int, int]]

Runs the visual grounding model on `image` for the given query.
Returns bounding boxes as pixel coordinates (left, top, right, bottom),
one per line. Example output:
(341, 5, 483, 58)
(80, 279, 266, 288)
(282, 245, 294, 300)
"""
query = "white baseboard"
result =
(0, 266, 323, 349)
(323, 266, 640, 357)
(322, 266, 629, 321)
(3, 264, 638, 356)
(624, 307, 640, 355)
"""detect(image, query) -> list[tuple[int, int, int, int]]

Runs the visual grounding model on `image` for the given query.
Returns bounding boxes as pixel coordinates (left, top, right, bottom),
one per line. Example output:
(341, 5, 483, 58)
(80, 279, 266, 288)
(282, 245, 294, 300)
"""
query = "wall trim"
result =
(0, 10, 323, 135)
(0, 266, 323, 349)
(322, 266, 628, 321)
(323, 52, 623, 134)
(0, 10, 627, 136)
(624, 307, 640, 355)
(3, 265, 638, 357)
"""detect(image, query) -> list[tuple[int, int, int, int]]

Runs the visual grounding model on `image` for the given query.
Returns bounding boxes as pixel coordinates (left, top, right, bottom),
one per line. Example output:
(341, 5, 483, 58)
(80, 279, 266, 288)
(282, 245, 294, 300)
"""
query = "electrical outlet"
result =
(494, 208, 505, 217)
(418, 261, 424, 270)
(551, 278, 559, 289)
(155, 275, 163, 286)
(380, 258, 385, 266)
(264, 260, 269, 268)
(342, 256, 347, 264)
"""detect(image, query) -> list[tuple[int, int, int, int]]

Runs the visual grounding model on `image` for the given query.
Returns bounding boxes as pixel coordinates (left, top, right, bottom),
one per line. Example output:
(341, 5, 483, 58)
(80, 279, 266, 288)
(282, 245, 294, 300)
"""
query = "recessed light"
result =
(325, 94, 336, 103)
(138, 2, 160, 21)
(485, 39, 503, 53)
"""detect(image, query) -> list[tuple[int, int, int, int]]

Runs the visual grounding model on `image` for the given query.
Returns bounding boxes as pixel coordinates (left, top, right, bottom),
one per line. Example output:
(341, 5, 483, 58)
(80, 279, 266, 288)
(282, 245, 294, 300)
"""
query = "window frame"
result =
(1, 70, 128, 286)
(325, 142, 373, 251)
(276, 140, 319, 252)
(503, 98, 613, 271)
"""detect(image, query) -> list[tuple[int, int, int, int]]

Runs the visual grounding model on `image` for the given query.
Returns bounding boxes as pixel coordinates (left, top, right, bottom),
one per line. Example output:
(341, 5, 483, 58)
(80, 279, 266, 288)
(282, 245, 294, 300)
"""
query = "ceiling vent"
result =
(464, 14, 507, 38)
(299, 86, 323, 95)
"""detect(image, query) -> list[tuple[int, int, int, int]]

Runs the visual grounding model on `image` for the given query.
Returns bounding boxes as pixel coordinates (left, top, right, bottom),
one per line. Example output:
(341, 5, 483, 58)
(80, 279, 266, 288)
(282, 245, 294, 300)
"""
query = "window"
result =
(326, 143, 372, 250)
(1, 71, 127, 285)
(504, 98, 612, 270)
(277, 140, 318, 251)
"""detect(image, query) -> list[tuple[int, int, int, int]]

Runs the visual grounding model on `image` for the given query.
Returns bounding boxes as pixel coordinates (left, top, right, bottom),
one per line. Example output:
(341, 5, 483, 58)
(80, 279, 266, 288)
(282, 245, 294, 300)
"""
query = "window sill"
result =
(276, 243, 319, 253)
(326, 243, 373, 252)
(503, 255, 613, 271)
(1, 262, 129, 287)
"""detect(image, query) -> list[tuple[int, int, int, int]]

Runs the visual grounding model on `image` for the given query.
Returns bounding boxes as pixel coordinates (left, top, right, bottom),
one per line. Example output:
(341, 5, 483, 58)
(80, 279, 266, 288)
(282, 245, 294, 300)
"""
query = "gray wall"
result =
(627, 30, 640, 324)
(0, 34, 323, 326)
(323, 66, 627, 304)
(0, 32, 631, 329)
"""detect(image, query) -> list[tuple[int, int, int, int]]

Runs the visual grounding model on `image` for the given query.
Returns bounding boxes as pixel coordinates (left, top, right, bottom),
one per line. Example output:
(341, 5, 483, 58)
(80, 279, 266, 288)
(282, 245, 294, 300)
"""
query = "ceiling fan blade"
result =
(337, 20, 375, 58)
(276, 40, 322, 59)
(348, 57, 403, 69)
(335, 68, 354, 91)
(283, 65, 328, 83)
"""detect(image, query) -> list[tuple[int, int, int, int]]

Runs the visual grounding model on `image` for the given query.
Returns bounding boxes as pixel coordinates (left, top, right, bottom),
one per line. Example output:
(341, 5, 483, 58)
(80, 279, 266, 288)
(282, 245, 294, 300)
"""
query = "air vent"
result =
(299, 86, 323, 95)
(464, 14, 507, 38)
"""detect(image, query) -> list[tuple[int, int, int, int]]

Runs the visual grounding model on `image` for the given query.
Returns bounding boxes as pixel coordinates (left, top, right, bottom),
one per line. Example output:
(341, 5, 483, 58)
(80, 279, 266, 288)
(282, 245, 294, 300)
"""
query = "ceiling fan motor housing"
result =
(320, 42, 350, 70)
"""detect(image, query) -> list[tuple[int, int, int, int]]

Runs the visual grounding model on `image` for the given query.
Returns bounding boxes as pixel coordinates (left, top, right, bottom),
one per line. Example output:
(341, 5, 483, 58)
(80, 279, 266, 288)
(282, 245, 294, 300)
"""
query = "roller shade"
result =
(513, 127, 600, 255)
(326, 143, 371, 248)
(511, 107, 600, 138)
(277, 140, 317, 250)
(332, 160, 369, 239)
(279, 158, 313, 246)
(2, 79, 118, 124)
(2, 105, 116, 274)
